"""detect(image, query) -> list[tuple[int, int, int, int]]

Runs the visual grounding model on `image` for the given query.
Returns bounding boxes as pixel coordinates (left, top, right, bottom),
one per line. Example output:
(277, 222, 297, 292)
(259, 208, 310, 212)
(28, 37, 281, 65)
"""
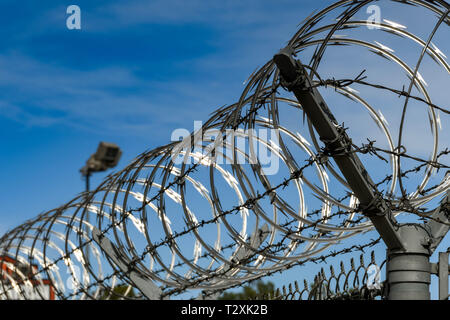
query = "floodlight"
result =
(80, 142, 122, 176)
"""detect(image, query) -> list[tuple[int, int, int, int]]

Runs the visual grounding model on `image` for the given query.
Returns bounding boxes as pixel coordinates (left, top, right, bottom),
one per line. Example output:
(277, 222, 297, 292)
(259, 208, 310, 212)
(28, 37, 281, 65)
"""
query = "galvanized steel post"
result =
(386, 225, 432, 300)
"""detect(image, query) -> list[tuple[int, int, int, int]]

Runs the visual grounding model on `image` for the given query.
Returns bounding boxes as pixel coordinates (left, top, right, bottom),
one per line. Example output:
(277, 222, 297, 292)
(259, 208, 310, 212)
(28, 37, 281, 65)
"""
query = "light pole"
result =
(80, 142, 122, 265)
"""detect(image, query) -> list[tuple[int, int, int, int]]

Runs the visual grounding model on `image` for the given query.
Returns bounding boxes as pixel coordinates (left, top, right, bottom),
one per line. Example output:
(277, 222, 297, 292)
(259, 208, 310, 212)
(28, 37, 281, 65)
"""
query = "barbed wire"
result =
(184, 237, 383, 300)
(0, 0, 448, 300)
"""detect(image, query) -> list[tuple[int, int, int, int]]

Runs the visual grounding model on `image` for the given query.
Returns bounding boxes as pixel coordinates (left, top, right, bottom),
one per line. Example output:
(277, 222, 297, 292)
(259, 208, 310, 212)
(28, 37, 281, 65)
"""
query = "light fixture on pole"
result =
(80, 141, 122, 266)
(80, 142, 122, 192)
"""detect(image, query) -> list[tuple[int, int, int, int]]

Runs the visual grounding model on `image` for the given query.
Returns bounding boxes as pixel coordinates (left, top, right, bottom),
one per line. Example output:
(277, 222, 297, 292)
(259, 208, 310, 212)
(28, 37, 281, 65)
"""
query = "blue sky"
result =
(0, 0, 448, 298)
(0, 0, 329, 232)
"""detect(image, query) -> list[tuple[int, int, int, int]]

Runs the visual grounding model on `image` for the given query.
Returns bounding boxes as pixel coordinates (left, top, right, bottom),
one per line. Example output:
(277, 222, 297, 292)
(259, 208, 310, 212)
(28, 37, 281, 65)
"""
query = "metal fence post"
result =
(386, 225, 432, 300)
(438, 251, 449, 300)
(273, 48, 450, 300)
(273, 48, 404, 252)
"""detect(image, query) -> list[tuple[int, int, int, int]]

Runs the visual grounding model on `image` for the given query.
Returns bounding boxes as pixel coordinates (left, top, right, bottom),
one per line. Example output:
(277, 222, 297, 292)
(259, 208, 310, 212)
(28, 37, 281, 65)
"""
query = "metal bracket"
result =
(196, 224, 270, 300)
(92, 227, 165, 300)
(273, 48, 404, 251)
(425, 190, 450, 255)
